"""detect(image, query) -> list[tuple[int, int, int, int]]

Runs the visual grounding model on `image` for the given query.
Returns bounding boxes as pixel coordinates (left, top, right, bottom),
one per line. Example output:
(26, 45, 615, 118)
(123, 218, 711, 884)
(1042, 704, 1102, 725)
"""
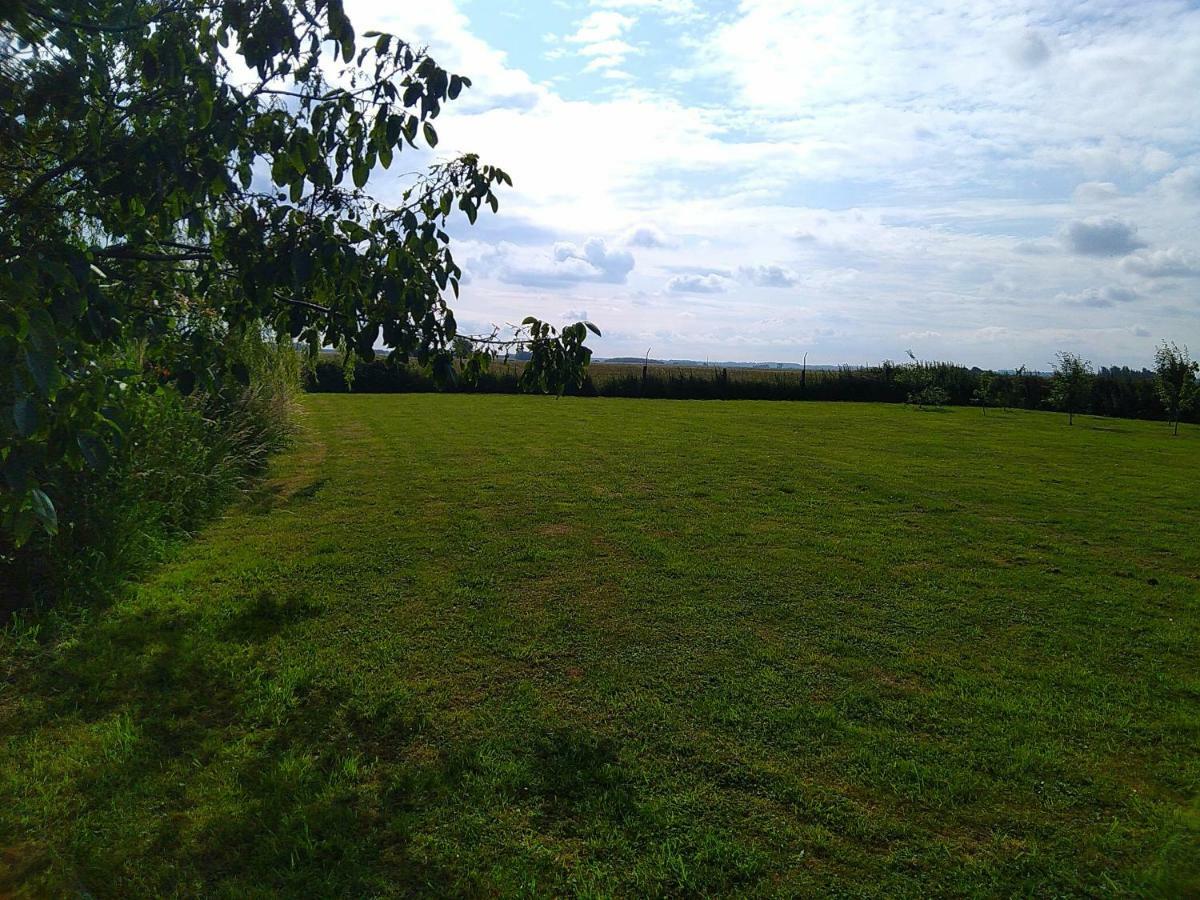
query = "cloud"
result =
(667, 273, 729, 293)
(360, 0, 1200, 367)
(1059, 286, 1138, 308)
(1159, 165, 1200, 198)
(1007, 30, 1050, 68)
(565, 11, 641, 74)
(1061, 218, 1147, 257)
(499, 238, 634, 286)
(1121, 248, 1200, 278)
(591, 0, 695, 13)
(1132, 326, 1152, 337)
(623, 224, 670, 248)
(739, 264, 798, 287)
(1072, 181, 1119, 204)
(578, 39, 639, 58)
(1142, 148, 1175, 173)
(1013, 240, 1057, 256)
(563, 308, 590, 320)
(568, 11, 634, 44)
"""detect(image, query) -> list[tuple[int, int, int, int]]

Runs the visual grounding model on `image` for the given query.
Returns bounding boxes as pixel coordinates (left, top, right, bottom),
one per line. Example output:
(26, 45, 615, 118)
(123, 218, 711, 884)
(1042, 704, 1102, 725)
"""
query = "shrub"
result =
(1, 335, 300, 614)
(907, 385, 950, 409)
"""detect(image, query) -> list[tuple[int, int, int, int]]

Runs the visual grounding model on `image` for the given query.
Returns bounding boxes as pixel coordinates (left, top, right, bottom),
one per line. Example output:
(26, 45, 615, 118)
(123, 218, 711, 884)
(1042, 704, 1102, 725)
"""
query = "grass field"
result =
(2, 396, 1198, 896)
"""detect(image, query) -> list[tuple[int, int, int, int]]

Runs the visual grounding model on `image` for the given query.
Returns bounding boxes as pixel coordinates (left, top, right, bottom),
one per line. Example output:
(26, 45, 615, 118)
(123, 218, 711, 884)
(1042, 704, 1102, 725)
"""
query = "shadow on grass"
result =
(1, 595, 684, 896)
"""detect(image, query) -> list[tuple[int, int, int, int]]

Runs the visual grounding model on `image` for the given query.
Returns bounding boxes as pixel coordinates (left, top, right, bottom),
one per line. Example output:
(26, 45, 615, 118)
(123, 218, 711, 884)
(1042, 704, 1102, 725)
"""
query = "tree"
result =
(1048, 352, 1094, 425)
(0, 0, 597, 544)
(451, 336, 475, 360)
(1154, 341, 1198, 436)
(972, 371, 996, 414)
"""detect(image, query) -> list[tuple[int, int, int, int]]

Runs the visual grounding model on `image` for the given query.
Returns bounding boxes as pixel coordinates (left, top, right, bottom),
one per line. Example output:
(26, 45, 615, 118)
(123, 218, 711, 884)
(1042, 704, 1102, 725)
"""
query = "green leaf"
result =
(423, 122, 438, 147)
(30, 488, 58, 535)
(448, 75, 463, 100)
(197, 95, 213, 129)
(584, 322, 602, 337)
(23, 348, 56, 397)
(11, 507, 36, 547)
(232, 362, 250, 386)
(339, 221, 372, 242)
(77, 432, 110, 471)
(13, 397, 37, 437)
(352, 160, 369, 189)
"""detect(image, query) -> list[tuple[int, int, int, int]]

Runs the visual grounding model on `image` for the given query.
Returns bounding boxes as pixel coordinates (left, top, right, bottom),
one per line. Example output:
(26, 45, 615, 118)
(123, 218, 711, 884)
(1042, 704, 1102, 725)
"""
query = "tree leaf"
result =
(77, 433, 110, 471)
(12, 397, 38, 437)
(30, 488, 58, 535)
(23, 348, 56, 397)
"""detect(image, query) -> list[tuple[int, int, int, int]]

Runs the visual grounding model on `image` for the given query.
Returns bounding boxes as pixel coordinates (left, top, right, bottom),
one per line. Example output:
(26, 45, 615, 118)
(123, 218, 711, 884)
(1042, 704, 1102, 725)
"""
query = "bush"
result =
(907, 385, 950, 409)
(1, 335, 300, 614)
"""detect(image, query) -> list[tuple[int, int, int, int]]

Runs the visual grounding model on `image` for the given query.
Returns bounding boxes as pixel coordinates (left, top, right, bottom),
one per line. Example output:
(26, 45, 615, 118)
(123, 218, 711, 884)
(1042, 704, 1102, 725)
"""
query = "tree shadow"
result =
(2, 590, 652, 895)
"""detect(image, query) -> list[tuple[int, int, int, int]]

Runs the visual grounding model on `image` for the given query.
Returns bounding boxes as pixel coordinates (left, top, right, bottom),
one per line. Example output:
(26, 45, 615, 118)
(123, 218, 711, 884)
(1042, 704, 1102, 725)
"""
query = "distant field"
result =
(2, 396, 1197, 896)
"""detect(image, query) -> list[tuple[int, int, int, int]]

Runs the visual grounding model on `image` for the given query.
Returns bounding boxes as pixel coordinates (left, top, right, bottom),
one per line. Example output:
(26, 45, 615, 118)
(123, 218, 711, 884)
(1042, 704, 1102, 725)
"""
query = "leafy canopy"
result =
(0, 0, 598, 543)
(1153, 341, 1197, 434)
(1048, 352, 1093, 424)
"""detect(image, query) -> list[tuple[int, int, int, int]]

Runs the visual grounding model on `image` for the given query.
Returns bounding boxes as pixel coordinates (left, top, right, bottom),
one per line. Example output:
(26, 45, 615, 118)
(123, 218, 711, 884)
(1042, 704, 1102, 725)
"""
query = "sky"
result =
(347, 0, 1200, 368)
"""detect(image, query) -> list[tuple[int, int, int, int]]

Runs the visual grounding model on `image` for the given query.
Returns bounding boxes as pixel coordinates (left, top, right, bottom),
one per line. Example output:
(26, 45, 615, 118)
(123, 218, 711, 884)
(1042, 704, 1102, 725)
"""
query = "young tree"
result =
(0, 0, 597, 543)
(1154, 341, 1198, 436)
(1048, 352, 1094, 425)
(972, 371, 995, 414)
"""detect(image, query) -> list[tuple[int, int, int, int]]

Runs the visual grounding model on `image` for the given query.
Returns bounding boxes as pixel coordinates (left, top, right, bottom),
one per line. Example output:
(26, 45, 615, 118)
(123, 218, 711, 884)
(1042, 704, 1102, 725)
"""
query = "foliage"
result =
(1048, 352, 1094, 425)
(1, 337, 300, 611)
(1153, 341, 1198, 436)
(0, 0, 596, 545)
(972, 371, 996, 413)
(516, 318, 601, 395)
(304, 356, 1195, 427)
(907, 384, 950, 409)
(3, 396, 1197, 895)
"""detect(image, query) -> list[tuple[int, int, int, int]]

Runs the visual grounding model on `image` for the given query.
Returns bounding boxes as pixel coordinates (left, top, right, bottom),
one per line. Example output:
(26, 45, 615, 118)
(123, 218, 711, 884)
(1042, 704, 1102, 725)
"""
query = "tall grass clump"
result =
(1, 333, 302, 615)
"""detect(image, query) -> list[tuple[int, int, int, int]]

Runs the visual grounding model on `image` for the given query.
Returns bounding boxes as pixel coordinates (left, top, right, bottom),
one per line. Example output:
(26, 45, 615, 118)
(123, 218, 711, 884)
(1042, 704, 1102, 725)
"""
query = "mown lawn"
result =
(2, 395, 1197, 897)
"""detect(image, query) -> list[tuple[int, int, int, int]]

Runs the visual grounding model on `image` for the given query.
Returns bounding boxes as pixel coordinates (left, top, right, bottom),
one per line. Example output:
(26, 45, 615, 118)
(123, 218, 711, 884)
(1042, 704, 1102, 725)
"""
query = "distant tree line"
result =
(307, 342, 1198, 428)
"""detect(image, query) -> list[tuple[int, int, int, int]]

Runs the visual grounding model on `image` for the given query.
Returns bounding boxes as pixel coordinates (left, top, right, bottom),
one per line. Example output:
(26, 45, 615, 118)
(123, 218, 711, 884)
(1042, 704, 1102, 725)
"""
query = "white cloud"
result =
(1159, 165, 1200, 198)
(591, 0, 695, 13)
(667, 273, 730, 293)
(1007, 29, 1050, 69)
(498, 238, 634, 286)
(568, 11, 635, 44)
(347, 0, 1200, 367)
(1061, 217, 1147, 257)
(1058, 286, 1138, 308)
(1122, 248, 1200, 279)
(623, 224, 671, 248)
(739, 265, 798, 287)
(1072, 182, 1119, 204)
(577, 39, 639, 58)
(1012, 241, 1057, 256)
(564, 11, 642, 74)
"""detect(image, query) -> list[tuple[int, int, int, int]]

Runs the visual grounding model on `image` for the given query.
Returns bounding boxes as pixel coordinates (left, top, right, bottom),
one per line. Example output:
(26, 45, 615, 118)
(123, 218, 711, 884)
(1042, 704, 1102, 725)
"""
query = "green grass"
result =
(2, 396, 1198, 897)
